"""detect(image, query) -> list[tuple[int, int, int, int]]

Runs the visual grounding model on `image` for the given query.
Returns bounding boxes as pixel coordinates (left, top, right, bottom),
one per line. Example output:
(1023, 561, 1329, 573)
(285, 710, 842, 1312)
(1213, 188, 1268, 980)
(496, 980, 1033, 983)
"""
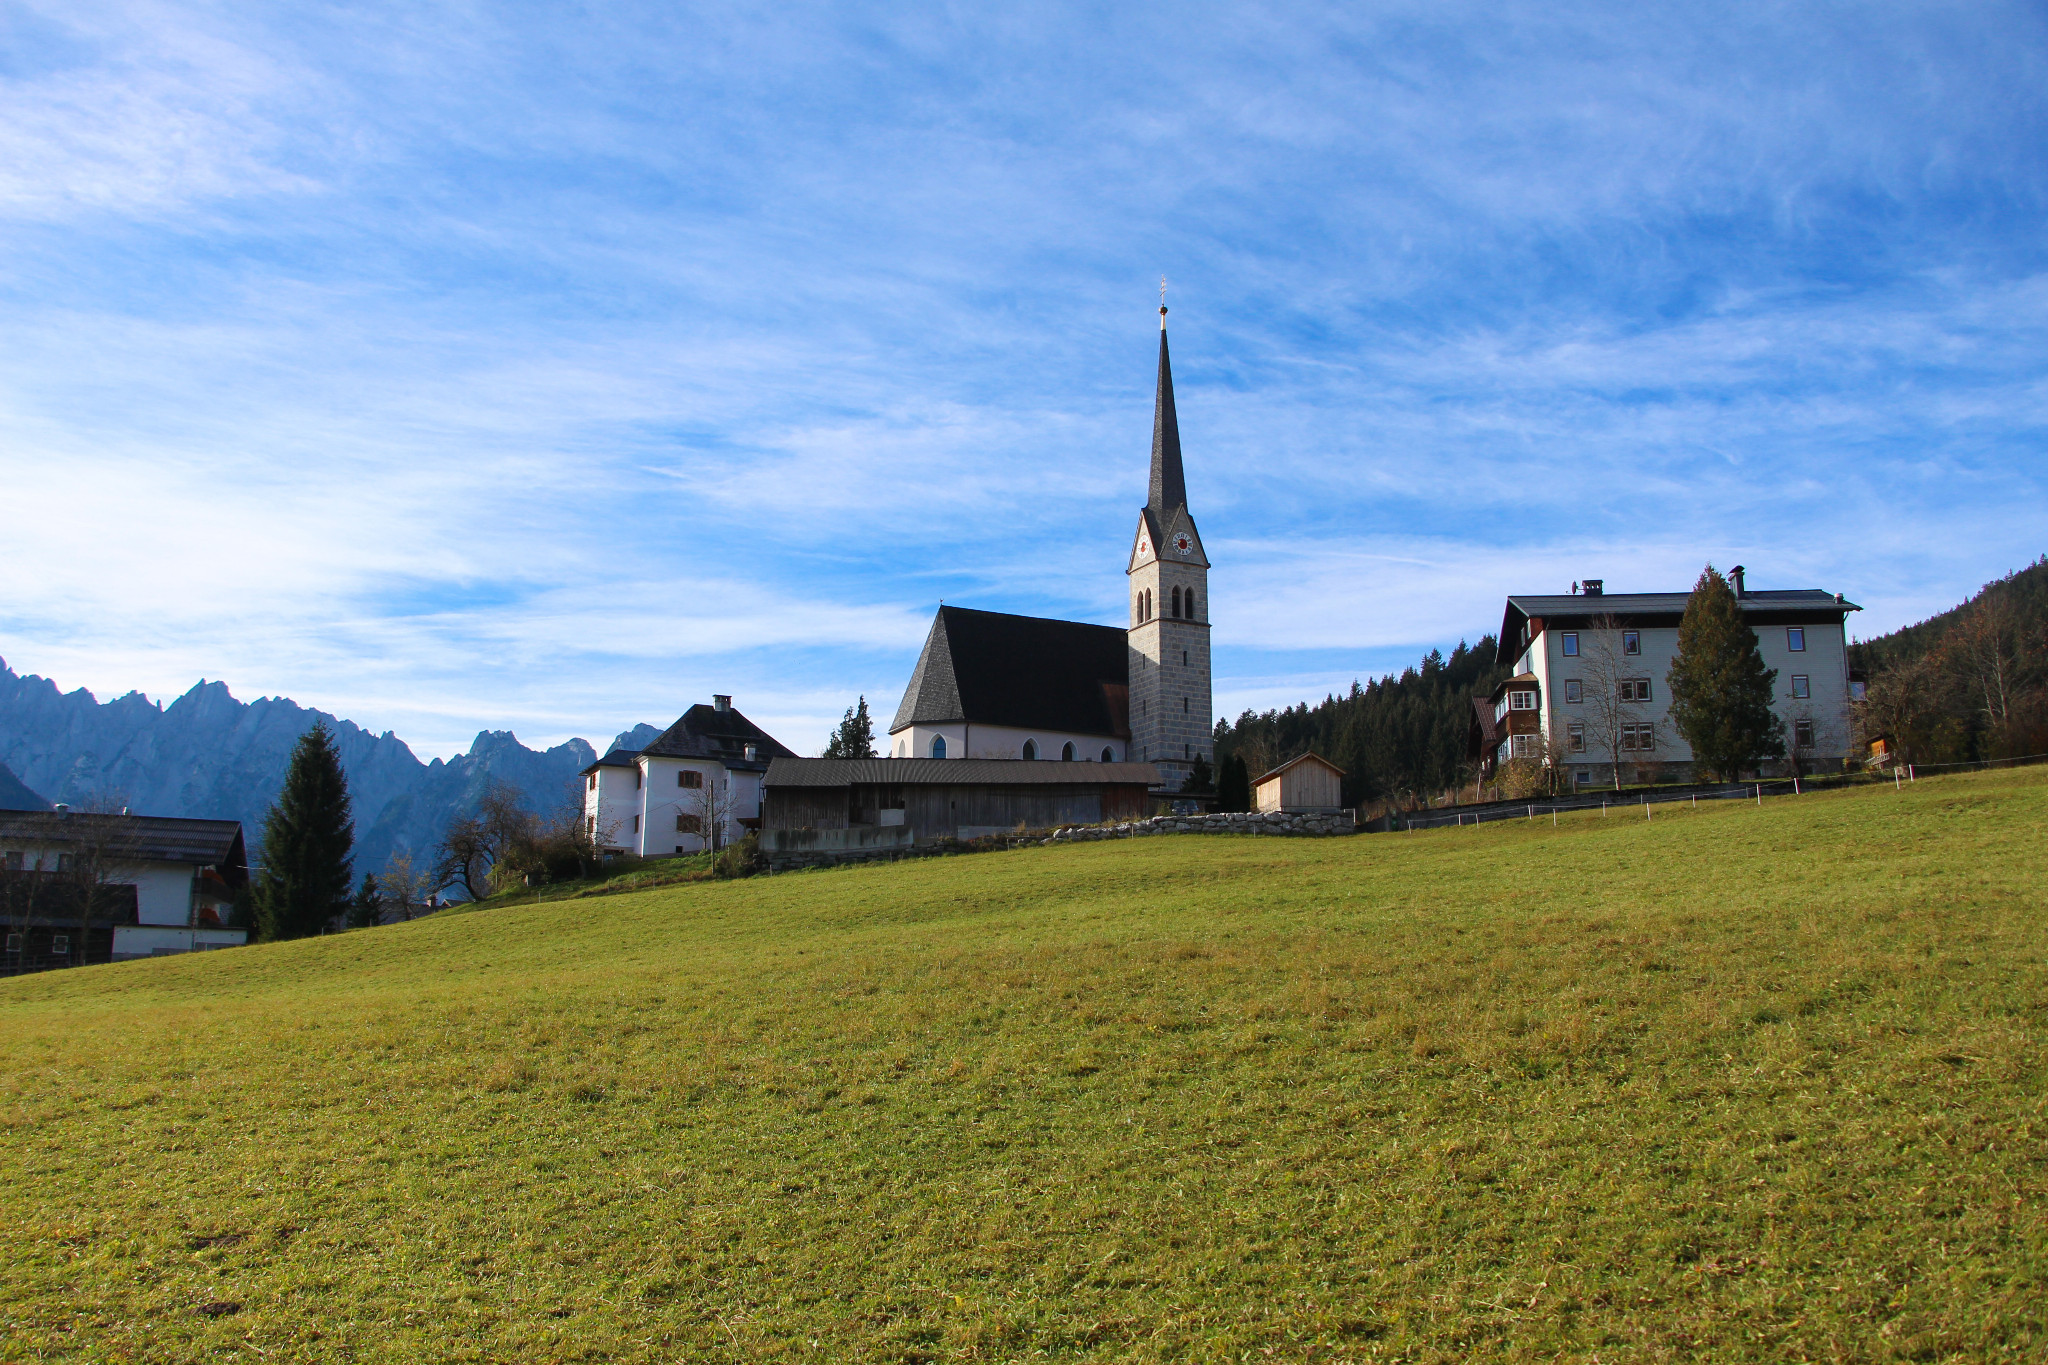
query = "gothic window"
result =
(1101, 746, 1115, 762)
(1062, 742, 1076, 761)
(1021, 739, 1037, 760)
(1144, 589, 1152, 620)
(1171, 586, 1182, 618)
(930, 735, 947, 759)
(1185, 589, 1197, 619)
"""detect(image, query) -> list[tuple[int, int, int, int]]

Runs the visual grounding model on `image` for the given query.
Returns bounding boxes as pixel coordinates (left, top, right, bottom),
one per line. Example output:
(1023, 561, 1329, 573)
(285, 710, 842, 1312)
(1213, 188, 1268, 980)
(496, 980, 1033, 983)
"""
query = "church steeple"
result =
(1148, 304, 1186, 514)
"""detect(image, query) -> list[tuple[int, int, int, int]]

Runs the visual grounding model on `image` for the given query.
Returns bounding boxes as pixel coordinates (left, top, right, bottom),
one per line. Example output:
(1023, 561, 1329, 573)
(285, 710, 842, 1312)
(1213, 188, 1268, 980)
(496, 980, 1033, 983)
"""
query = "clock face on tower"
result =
(1138, 538, 1150, 557)
(1173, 533, 1193, 558)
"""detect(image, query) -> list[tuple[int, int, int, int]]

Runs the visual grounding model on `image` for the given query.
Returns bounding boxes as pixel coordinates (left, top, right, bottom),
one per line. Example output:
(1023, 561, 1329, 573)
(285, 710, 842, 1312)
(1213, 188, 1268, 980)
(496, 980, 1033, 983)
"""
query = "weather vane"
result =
(1159, 275, 1168, 325)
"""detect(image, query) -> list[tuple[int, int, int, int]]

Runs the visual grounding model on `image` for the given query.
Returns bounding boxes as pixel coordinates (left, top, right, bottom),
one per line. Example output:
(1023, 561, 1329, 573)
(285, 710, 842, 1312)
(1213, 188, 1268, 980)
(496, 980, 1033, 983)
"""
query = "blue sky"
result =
(2, 1, 2045, 758)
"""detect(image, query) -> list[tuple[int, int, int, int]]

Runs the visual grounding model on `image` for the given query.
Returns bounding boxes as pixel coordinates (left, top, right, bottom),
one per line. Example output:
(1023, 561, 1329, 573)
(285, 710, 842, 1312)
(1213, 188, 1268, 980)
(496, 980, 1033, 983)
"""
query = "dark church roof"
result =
(1149, 314, 1186, 515)
(765, 758, 1160, 788)
(890, 606, 1131, 739)
(628, 702, 797, 773)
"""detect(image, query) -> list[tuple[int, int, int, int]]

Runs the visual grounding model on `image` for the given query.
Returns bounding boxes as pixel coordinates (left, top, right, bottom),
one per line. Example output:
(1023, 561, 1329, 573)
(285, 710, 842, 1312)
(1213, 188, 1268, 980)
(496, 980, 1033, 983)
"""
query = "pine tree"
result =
(256, 722, 356, 941)
(1666, 565, 1786, 780)
(347, 873, 381, 929)
(823, 697, 877, 759)
(1215, 754, 1252, 812)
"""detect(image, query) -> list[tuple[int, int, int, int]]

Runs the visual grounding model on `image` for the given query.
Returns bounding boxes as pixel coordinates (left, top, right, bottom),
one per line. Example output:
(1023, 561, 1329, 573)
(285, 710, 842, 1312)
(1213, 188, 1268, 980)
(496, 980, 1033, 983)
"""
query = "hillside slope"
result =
(2, 770, 2044, 1361)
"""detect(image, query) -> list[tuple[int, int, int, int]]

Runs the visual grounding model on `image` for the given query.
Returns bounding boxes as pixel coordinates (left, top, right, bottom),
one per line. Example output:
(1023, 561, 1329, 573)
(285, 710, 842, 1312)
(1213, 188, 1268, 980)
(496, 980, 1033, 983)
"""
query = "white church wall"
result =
(887, 723, 1123, 763)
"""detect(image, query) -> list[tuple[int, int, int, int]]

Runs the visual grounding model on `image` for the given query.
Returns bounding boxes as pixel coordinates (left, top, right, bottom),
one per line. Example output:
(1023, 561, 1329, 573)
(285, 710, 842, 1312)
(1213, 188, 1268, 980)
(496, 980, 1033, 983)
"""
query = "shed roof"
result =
(765, 758, 1160, 788)
(1251, 751, 1346, 787)
(889, 606, 1131, 738)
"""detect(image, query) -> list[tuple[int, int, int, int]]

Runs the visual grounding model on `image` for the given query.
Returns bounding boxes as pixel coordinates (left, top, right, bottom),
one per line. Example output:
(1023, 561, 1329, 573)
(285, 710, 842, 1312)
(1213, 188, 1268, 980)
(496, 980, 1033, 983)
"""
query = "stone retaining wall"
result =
(1045, 810, 1355, 842)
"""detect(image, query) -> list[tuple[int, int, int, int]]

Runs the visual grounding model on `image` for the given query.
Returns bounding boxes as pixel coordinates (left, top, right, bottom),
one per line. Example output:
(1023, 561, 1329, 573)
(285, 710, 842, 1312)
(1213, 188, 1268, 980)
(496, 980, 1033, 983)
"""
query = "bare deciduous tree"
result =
(1575, 613, 1637, 790)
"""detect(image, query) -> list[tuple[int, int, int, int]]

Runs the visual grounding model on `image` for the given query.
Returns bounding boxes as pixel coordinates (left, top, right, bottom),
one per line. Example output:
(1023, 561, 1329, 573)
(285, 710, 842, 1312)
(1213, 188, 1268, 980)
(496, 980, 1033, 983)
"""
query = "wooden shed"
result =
(763, 758, 1160, 843)
(1252, 752, 1346, 813)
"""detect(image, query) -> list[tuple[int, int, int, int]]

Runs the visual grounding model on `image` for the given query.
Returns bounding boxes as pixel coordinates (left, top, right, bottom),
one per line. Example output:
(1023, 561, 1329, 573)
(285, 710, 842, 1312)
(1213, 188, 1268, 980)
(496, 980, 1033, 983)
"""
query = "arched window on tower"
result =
(930, 735, 947, 759)
(1185, 588, 1197, 620)
(1061, 741, 1076, 761)
(1021, 739, 1037, 760)
(1143, 589, 1152, 621)
(1100, 746, 1115, 762)
(1171, 586, 1182, 619)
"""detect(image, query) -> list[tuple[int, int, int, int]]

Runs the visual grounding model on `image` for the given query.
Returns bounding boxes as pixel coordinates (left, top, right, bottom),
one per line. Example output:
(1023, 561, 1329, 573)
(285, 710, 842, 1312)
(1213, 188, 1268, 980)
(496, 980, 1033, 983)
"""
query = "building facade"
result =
(580, 696, 796, 857)
(1486, 570, 1860, 786)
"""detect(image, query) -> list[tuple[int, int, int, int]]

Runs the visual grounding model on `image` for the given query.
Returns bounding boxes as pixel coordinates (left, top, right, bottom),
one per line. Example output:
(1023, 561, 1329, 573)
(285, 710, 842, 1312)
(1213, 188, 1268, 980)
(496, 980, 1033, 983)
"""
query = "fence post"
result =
(1755, 784, 1761, 806)
(1794, 774, 1801, 796)
(1909, 764, 1916, 782)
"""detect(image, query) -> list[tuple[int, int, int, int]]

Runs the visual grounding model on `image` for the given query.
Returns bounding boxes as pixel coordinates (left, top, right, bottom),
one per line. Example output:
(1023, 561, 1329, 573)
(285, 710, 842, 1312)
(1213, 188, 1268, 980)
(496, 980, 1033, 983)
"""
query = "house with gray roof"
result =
(579, 696, 796, 857)
(1480, 568, 1861, 786)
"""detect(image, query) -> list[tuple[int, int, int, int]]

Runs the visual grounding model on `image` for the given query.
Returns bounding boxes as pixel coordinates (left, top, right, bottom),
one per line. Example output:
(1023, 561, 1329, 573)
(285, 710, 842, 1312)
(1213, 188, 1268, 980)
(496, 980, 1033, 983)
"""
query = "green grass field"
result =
(3, 768, 2044, 1362)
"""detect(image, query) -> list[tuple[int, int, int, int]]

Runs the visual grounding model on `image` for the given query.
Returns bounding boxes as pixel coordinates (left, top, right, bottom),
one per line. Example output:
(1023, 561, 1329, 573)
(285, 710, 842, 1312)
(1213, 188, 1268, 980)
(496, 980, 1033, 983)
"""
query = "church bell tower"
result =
(1127, 297, 1211, 790)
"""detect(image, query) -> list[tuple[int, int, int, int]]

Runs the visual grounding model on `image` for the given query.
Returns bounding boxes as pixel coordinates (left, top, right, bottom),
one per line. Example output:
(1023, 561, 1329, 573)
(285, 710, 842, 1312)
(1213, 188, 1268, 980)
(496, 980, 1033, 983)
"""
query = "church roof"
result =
(889, 606, 1131, 738)
(637, 703, 797, 770)
(1149, 316, 1186, 515)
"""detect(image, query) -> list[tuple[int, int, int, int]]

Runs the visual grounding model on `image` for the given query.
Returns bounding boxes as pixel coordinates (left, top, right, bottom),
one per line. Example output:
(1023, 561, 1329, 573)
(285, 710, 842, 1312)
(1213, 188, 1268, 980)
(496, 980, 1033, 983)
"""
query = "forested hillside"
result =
(1849, 556, 2048, 764)
(1213, 638, 1509, 807)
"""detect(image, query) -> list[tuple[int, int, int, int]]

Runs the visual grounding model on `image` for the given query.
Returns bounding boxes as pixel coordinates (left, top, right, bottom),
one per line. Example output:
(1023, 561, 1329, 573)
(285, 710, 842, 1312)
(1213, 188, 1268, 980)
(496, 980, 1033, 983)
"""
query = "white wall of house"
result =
(1524, 617, 1853, 780)
(581, 764, 644, 853)
(887, 723, 1123, 763)
(583, 759, 761, 857)
(0, 850, 203, 926)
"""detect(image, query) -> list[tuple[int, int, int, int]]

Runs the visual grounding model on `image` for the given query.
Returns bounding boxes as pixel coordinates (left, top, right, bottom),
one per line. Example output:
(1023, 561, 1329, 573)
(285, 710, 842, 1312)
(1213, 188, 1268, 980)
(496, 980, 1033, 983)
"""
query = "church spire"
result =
(1149, 290, 1186, 514)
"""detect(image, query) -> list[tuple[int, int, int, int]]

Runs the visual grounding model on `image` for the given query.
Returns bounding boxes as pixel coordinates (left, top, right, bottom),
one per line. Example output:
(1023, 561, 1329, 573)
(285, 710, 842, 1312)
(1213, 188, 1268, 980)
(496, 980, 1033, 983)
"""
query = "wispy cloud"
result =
(2, 0, 2044, 757)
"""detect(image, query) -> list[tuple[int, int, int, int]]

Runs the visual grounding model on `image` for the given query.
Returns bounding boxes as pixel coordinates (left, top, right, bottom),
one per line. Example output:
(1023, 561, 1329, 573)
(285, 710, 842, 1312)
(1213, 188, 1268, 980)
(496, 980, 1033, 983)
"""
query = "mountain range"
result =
(0, 657, 660, 878)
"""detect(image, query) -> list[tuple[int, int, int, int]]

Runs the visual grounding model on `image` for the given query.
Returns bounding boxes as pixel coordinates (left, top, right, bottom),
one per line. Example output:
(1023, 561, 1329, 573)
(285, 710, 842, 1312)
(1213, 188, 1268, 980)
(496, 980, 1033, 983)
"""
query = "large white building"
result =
(887, 304, 1213, 791)
(580, 697, 796, 857)
(1477, 569, 1861, 786)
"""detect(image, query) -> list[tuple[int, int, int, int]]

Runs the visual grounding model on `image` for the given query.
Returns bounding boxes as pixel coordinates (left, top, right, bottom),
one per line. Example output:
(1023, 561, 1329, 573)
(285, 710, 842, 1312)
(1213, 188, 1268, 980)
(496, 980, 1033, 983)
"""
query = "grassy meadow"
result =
(2, 767, 2044, 1362)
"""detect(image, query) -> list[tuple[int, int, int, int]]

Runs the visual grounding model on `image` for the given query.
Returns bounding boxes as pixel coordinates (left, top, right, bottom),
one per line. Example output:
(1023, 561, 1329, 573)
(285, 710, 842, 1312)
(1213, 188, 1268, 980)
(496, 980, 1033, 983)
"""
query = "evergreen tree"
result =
(1215, 754, 1252, 812)
(255, 722, 356, 941)
(1183, 754, 1214, 793)
(823, 697, 877, 759)
(1666, 564, 1786, 780)
(347, 873, 381, 929)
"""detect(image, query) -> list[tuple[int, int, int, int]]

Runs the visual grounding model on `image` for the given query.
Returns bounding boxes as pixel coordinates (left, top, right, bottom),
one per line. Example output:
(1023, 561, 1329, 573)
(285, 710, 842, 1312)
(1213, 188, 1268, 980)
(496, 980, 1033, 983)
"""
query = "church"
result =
(887, 303, 1214, 791)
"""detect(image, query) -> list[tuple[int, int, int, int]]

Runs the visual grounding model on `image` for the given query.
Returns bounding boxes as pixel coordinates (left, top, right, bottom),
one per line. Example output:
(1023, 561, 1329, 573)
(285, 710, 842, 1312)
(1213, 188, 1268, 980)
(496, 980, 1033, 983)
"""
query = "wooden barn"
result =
(1252, 752, 1346, 814)
(762, 758, 1159, 842)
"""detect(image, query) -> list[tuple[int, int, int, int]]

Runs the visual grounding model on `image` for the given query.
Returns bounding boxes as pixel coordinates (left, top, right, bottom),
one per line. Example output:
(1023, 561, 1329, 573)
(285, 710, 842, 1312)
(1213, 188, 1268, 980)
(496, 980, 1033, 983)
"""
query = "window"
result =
(1562, 632, 1579, 657)
(1182, 650, 1188, 666)
(1567, 722, 1585, 753)
(57, 854, 74, 872)
(1511, 733, 1539, 759)
(1185, 589, 1197, 619)
(1794, 719, 1815, 748)
(1101, 746, 1115, 762)
(1508, 690, 1537, 711)
(1574, 769, 1593, 786)
(2, 852, 19, 872)
(1621, 722, 1656, 752)
(1620, 678, 1652, 702)
(1788, 627, 1806, 652)
(1171, 586, 1182, 618)
(1564, 679, 1583, 704)
(1182, 697, 1189, 712)
(586, 773, 596, 791)
(632, 815, 640, 834)
(587, 816, 597, 837)
(1622, 630, 1641, 656)
(678, 770, 703, 788)
(1849, 679, 1867, 701)
(4, 932, 19, 952)
(1062, 741, 1076, 761)
(676, 813, 702, 833)
(1497, 738, 1511, 763)
(1021, 739, 1037, 760)
(51, 935, 69, 956)
(1791, 674, 1810, 700)
(930, 736, 947, 759)
(634, 767, 643, 789)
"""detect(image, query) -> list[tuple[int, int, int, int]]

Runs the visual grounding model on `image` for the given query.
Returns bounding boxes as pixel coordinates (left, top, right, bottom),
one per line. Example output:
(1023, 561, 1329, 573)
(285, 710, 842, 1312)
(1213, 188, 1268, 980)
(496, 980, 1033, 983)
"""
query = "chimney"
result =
(53, 803, 69, 817)
(713, 694, 731, 712)
(1731, 565, 1747, 598)
(1581, 579, 1604, 597)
